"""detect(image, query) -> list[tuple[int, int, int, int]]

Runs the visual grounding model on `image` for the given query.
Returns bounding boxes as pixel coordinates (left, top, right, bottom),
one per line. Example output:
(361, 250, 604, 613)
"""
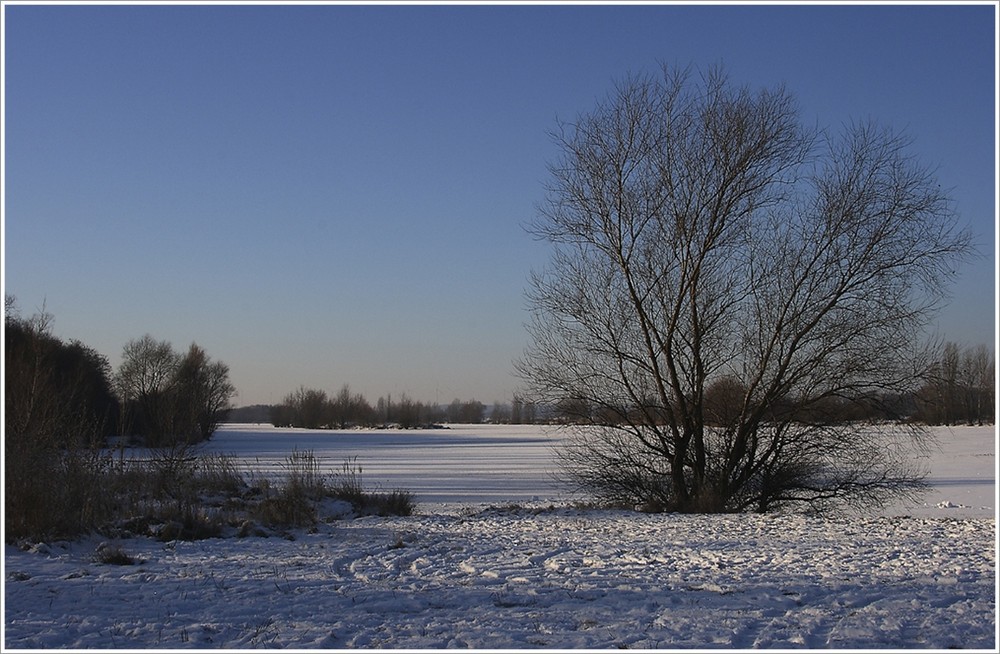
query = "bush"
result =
(247, 477, 317, 529)
(152, 505, 226, 541)
(243, 449, 325, 528)
(369, 489, 415, 517)
(93, 542, 137, 565)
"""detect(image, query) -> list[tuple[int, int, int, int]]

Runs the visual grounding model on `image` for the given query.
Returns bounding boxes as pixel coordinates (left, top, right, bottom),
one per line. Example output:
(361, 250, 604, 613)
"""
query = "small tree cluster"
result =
(914, 342, 995, 425)
(487, 395, 541, 424)
(377, 393, 443, 428)
(115, 335, 236, 446)
(446, 398, 486, 424)
(272, 385, 376, 429)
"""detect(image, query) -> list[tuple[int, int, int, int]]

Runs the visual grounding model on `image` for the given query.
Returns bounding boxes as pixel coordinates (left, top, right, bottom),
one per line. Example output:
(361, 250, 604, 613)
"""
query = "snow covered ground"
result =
(3, 424, 996, 649)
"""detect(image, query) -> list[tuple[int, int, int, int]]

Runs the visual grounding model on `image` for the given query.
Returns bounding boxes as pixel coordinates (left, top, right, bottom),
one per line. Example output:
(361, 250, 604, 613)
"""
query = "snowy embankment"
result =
(3, 425, 996, 649)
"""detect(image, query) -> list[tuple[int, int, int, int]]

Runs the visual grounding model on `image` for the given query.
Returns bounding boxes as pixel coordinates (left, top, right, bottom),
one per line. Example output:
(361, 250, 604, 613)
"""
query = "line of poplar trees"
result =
(913, 342, 995, 426)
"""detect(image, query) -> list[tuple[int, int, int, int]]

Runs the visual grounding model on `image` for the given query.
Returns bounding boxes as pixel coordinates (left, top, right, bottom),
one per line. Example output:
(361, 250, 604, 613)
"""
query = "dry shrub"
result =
(93, 542, 137, 565)
(4, 444, 116, 541)
(368, 489, 415, 517)
(328, 457, 414, 516)
(244, 450, 325, 528)
(328, 457, 365, 505)
(6, 441, 413, 542)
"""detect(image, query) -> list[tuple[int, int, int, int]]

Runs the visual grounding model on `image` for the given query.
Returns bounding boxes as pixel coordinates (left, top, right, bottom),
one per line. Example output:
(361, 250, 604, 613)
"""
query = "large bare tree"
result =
(518, 65, 972, 513)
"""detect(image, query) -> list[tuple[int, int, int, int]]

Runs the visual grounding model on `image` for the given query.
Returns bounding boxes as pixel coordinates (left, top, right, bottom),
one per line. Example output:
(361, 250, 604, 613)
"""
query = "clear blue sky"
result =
(4, 2, 996, 407)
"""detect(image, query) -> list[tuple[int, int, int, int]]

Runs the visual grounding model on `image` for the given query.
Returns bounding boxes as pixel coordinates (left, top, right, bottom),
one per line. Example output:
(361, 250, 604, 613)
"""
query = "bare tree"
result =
(173, 343, 236, 441)
(940, 342, 962, 425)
(115, 335, 180, 445)
(962, 345, 995, 425)
(330, 384, 353, 428)
(518, 65, 972, 513)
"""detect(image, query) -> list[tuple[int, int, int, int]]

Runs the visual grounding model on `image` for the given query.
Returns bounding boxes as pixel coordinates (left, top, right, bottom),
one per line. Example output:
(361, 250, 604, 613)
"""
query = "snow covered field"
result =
(4, 424, 996, 649)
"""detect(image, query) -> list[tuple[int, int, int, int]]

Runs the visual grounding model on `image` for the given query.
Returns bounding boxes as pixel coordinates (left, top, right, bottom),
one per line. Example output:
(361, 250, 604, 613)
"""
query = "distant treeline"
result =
(231, 346, 996, 432)
(543, 342, 993, 427)
(232, 391, 545, 428)
(265, 386, 542, 429)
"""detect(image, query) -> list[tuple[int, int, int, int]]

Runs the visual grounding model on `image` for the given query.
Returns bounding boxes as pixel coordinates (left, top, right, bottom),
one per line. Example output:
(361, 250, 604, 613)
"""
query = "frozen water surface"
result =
(201, 423, 569, 507)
